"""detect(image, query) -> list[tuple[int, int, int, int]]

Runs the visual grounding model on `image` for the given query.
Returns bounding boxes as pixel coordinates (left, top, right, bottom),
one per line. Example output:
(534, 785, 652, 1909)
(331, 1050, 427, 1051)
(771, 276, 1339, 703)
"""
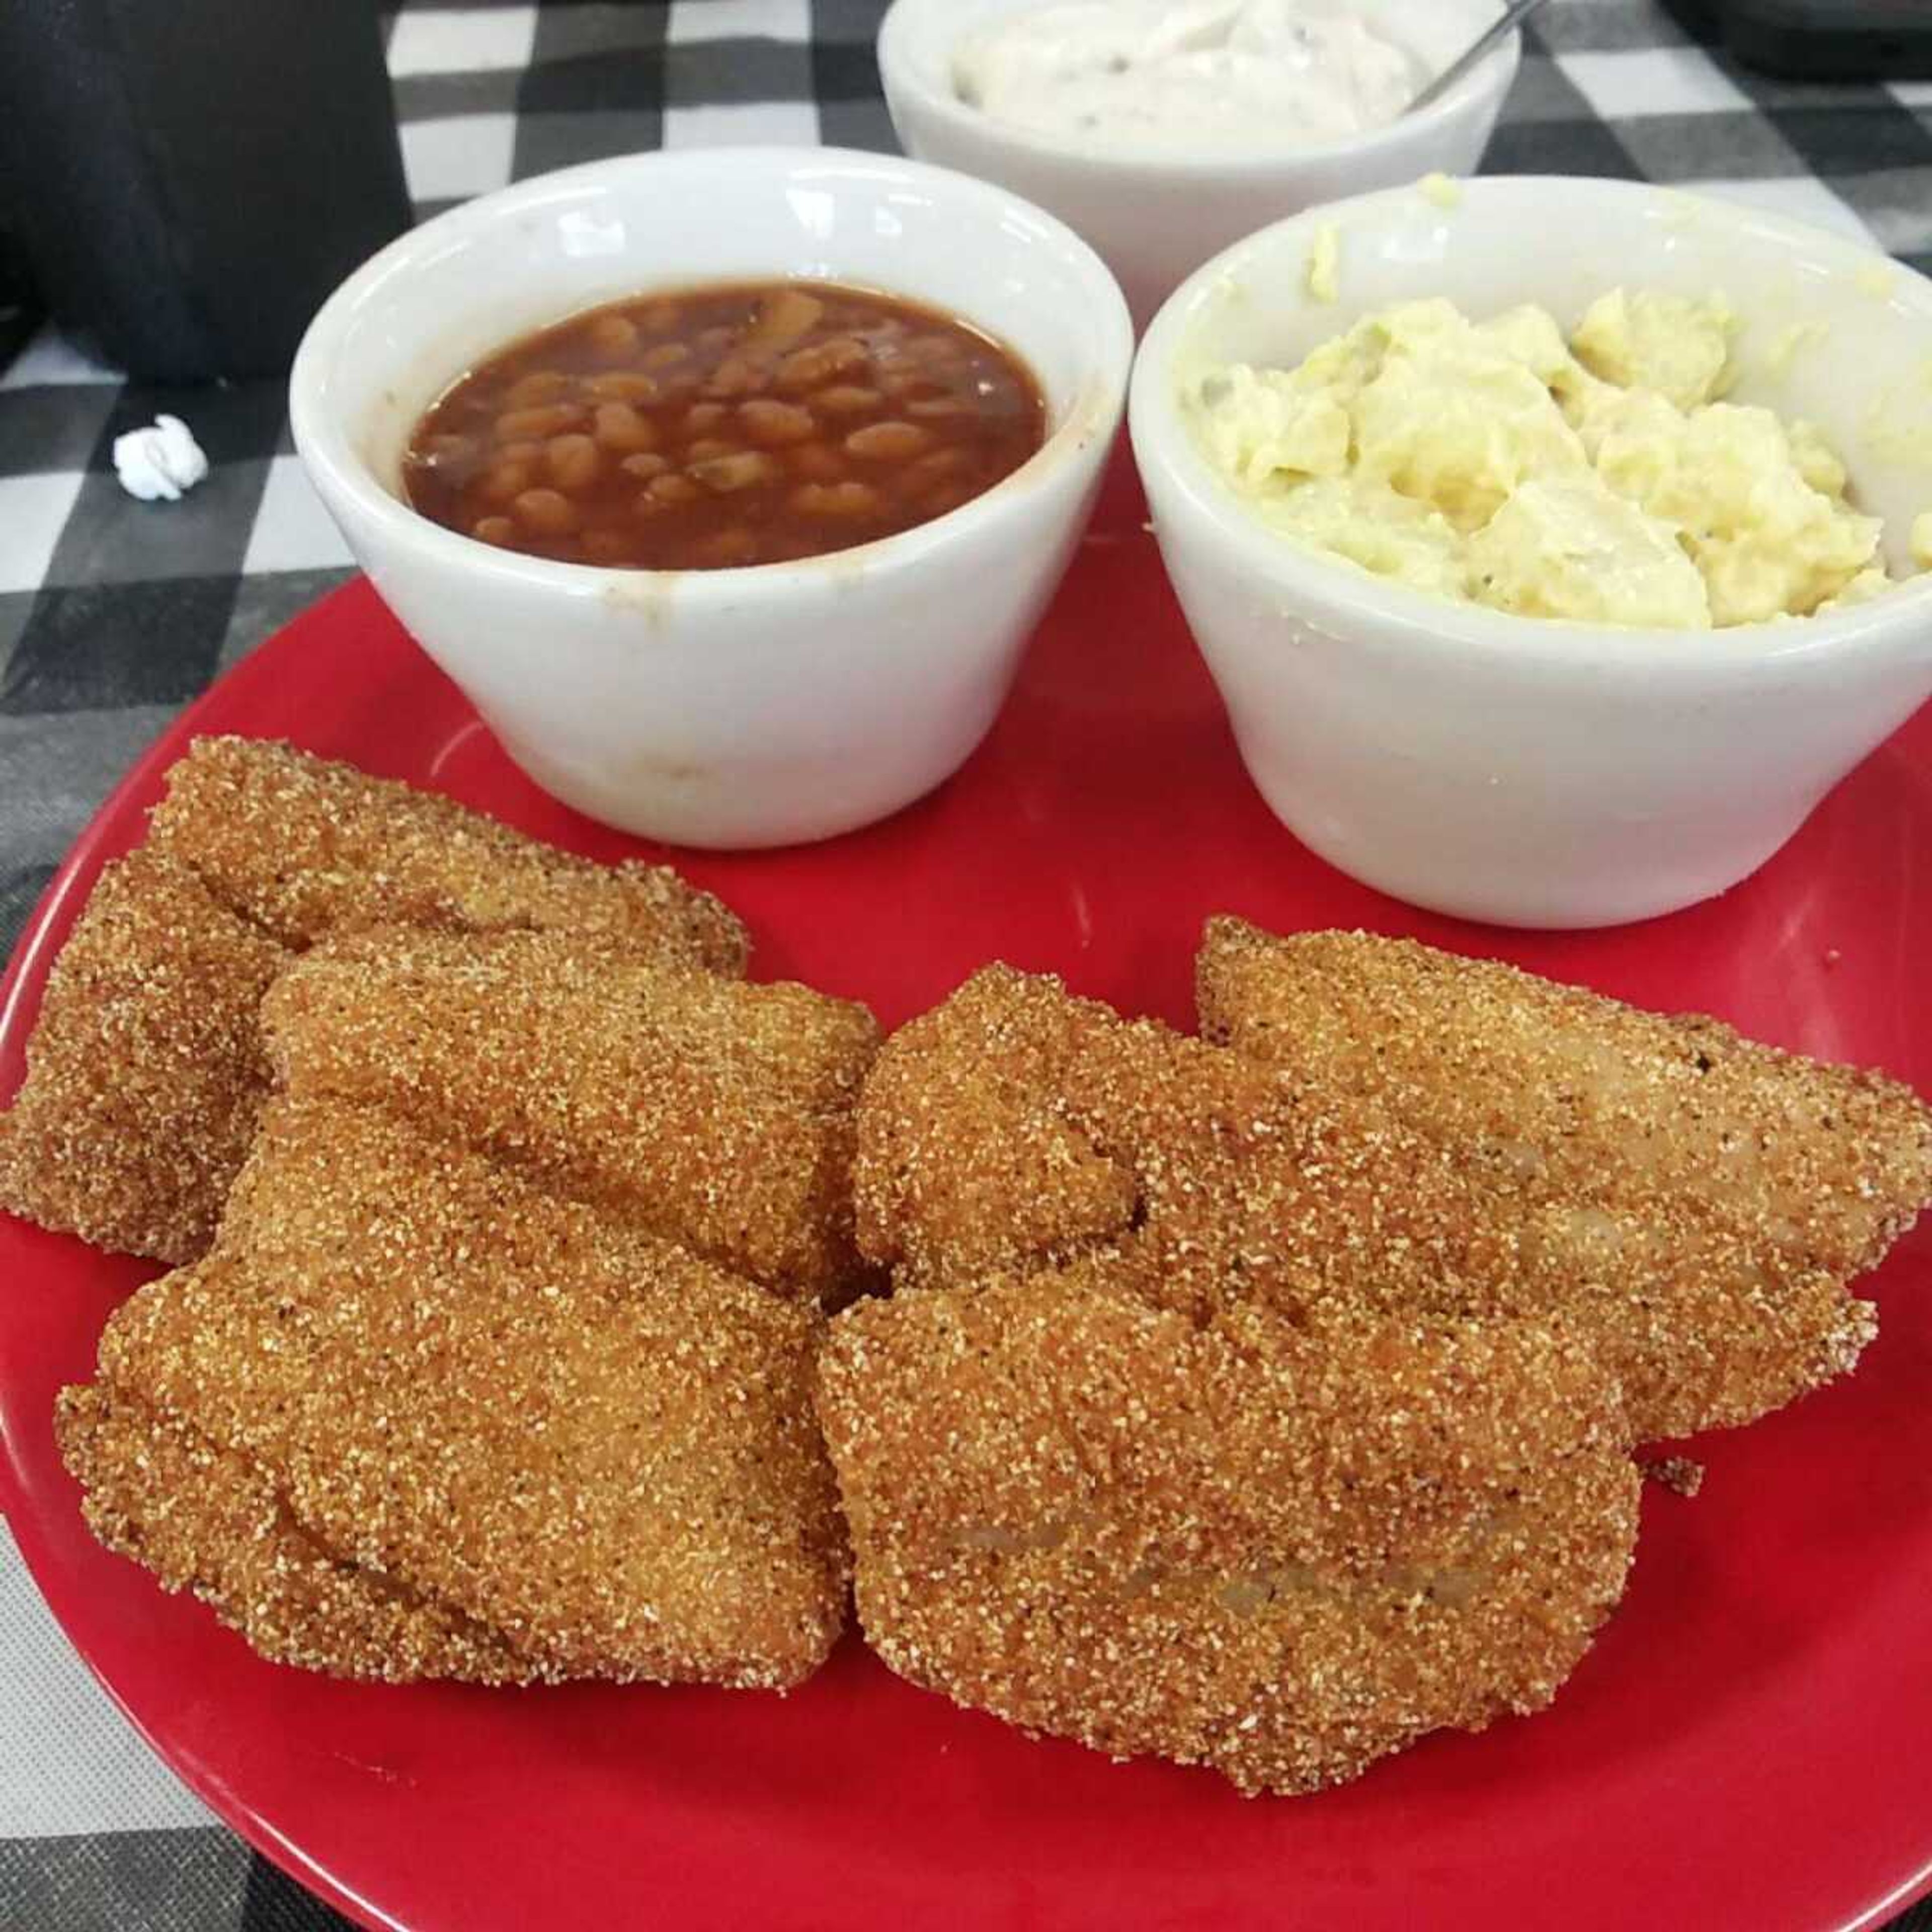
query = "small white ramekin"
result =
(291, 147, 1132, 849)
(1130, 175, 1932, 930)
(877, 0, 1517, 331)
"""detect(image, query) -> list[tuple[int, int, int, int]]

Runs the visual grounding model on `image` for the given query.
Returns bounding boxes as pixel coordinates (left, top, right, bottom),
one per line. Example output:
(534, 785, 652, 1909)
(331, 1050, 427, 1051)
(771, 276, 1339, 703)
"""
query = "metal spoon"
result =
(1405, 0, 1550, 114)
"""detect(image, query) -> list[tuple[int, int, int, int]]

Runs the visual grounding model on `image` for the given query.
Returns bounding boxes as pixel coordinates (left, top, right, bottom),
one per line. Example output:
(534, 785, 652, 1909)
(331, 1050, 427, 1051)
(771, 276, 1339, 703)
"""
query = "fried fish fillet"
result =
(57, 1384, 535, 1684)
(819, 1276, 1640, 1795)
(1198, 920, 1932, 1432)
(69, 1098, 849, 1688)
(0, 851, 287, 1262)
(147, 734, 747, 967)
(858, 961, 1915, 1437)
(854, 962, 1530, 1321)
(0, 737, 747, 1262)
(263, 925, 880, 1303)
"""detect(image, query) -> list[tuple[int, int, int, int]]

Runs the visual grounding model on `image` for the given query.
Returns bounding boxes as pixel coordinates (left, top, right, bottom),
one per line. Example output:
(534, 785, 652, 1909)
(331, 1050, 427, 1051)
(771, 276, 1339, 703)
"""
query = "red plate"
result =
(4, 452, 1930, 1932)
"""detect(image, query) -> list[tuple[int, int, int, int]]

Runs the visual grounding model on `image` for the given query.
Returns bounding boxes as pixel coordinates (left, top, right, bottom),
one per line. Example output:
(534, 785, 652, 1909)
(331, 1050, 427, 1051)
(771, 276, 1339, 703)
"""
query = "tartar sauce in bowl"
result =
(952, 0, 1417, 151)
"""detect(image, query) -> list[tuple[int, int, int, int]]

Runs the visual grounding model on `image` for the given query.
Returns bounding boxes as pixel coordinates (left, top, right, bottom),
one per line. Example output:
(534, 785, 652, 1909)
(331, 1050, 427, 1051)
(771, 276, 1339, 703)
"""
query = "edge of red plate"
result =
(0, 584, 419, 1932)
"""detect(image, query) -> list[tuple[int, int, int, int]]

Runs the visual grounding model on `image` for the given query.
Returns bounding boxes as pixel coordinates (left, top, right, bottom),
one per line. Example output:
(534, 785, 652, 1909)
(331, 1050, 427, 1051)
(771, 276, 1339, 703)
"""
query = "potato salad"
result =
(1192, 289, 1930, 628)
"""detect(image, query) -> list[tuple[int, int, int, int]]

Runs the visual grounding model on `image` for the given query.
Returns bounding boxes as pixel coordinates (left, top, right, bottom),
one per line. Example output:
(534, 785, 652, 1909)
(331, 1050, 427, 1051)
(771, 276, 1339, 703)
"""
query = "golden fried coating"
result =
(854, 963, 1527, 1321)
(857, 960, 1915, 1437)
(0, 851, 285, 1261)
(0, 737, 749, 1263)
(1638, 1454, 1705, 1499)
(264, 925, 880, 1303)
(1198, 920, 1932, 1432)
(148, 735, 747, 970)
(57, 1385, 536, 1684)
(819, 1276, 1640, 1795)
(78, 1099, 849, 1689)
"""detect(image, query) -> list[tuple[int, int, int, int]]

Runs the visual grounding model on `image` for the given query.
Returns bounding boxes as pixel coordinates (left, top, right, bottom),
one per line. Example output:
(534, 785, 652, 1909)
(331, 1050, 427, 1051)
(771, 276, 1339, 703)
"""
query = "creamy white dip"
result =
(952, 1, 1416, 151)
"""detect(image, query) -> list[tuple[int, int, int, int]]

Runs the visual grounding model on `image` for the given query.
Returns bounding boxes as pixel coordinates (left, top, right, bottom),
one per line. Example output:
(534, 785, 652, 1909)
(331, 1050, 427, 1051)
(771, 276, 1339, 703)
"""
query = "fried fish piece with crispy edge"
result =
(1197, 920, 1932, 1433)
(818, 1274, 1640, 1796)
(0, 851, 286, 1262)
(78, 1098, 849, 1689)
(853, 963, 1535, 1322)
(0, 737, 749, 1264)
(859, 962, 1903, 1438)
(57, 1384, 536, 1684)
(147, 735, 747, 970)
(263, 924, 880, 1304)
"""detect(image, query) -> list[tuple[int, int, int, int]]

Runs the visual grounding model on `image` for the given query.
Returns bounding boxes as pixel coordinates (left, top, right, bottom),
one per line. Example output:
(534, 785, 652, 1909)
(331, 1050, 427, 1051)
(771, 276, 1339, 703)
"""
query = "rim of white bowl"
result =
(1130, 173, 1932, 674)
(876, 0, 1520, 178)
(290, 145, 1135, 598)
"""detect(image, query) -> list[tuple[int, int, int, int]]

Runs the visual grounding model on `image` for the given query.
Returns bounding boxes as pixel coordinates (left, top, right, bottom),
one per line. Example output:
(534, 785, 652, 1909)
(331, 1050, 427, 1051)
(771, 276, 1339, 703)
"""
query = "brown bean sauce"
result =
(400, 281, 1048, 570)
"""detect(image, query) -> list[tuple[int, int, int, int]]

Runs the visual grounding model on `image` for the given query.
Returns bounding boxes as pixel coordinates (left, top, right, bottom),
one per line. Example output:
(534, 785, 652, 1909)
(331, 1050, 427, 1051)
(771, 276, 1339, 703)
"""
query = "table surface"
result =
(3, 3, 1931, 1927)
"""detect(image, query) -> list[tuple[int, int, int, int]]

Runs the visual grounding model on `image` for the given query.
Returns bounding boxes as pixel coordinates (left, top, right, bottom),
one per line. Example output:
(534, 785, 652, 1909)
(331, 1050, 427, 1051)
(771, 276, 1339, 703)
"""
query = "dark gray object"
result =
(0, 0, 411, 380)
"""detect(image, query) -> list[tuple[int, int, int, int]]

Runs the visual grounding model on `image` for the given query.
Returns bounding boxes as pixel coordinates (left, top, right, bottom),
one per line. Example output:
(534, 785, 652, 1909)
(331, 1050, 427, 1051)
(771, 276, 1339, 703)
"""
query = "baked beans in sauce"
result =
(401, 282, 1048, 570)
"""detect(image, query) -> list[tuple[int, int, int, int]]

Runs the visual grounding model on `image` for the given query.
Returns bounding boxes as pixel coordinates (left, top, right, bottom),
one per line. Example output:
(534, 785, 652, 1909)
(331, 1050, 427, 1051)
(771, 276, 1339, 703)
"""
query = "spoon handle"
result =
(1406, 0, 1549, 115)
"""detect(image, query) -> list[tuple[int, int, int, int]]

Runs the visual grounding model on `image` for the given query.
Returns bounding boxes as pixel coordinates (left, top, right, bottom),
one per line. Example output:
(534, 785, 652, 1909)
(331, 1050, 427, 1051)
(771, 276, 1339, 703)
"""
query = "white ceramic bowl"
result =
(290, 147, 1132, 849)
(877, 0, 1517, 331)
(1130, 175, 1932, 929)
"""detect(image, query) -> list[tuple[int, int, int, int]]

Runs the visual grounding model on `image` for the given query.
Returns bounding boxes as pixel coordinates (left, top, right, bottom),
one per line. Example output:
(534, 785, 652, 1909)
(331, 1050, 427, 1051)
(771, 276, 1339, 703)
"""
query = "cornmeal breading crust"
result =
(820, 1276, 1640, 1795)
(0, 737, 747, 1262)
(76, 1099, 849, 1689)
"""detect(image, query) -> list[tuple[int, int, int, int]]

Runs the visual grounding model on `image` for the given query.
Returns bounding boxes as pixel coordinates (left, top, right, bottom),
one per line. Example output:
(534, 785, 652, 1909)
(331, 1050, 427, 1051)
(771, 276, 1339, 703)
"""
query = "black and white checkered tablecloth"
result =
(2, 3, 1930, 1927)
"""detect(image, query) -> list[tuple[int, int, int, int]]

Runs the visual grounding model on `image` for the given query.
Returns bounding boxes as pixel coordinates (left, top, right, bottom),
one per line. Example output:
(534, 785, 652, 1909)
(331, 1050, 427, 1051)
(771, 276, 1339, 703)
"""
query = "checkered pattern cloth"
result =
(2, 3, 1929, 1927)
